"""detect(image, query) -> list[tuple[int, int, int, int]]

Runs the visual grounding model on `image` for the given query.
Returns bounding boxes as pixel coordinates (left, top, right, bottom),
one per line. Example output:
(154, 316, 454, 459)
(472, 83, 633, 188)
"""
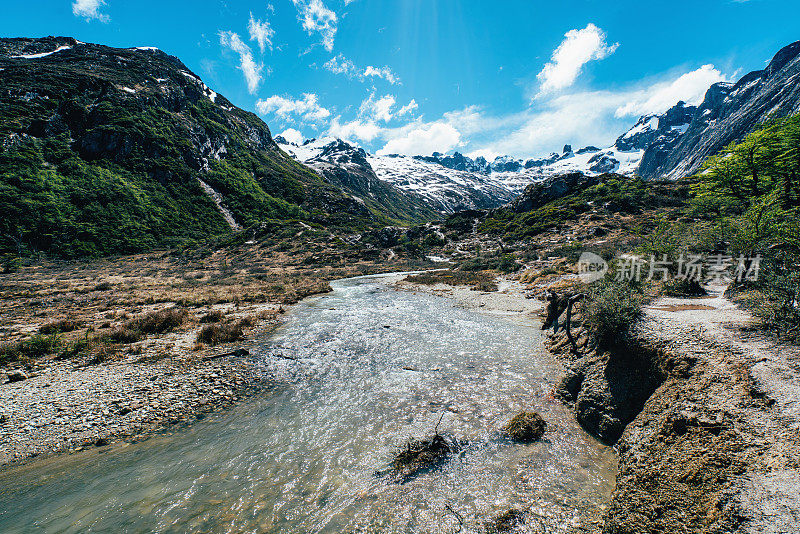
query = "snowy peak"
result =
(277, 137, 528, 213)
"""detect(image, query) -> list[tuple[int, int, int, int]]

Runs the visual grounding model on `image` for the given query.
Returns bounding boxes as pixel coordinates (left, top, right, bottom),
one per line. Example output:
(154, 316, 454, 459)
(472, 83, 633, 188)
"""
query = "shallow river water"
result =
(0, 274, 616, 533)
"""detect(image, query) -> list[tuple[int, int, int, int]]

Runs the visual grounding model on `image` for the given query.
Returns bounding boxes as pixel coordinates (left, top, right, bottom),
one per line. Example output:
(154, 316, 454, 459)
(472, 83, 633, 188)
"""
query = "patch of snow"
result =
(198, 178, 241, 230)
(120, 86, 136, 94)
(11, 45, 72, 59)
(671, 123, 690, 135)
(178, 70, 217, 102)
(134, 46, 159, 51)
(731, 78, 761, 96)
(622, 116, 658, 139)
(425, 256, 453, 263)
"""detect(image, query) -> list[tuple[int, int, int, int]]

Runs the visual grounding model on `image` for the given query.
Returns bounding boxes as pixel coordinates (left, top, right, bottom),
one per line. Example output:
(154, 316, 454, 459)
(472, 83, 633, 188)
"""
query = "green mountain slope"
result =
(0, 36, 426, 258)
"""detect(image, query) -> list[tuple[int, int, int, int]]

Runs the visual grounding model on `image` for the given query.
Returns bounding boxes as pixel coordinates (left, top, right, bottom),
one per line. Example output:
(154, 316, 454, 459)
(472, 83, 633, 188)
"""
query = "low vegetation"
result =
(197, 320, 246, 345)
(0, 334, 61, 365)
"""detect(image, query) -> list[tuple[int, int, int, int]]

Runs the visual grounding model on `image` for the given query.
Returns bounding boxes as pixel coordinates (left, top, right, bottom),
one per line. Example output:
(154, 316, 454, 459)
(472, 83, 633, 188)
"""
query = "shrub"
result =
(498, 253, 521, 273)
(0, 334, 61, 364)
(1, 254, 20, 274)
(39, 318, 83, 335)
(584, 280, 647, 348)
(200, 309, 225, 323)
(196, 321, 245, 345)
(57, 337, 96, 360)
(124, 307, 188, 335)
(106, 327, 144, 344)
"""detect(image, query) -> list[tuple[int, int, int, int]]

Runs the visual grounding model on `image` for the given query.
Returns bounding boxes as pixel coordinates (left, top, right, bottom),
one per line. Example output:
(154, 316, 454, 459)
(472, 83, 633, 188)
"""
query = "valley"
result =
(1, 28, 800, 534)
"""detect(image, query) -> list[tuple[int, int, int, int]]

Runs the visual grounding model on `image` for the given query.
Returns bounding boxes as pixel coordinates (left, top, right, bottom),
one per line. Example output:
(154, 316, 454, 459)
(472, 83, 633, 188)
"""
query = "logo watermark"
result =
(577, 252, 608, 283)
(577, 253, 761, 283)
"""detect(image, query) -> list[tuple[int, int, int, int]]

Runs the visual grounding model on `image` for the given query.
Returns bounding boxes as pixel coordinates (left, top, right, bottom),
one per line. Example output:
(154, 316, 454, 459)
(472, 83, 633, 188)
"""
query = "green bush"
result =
(0, 333, 61, 364)
(584, 280, 646, 348)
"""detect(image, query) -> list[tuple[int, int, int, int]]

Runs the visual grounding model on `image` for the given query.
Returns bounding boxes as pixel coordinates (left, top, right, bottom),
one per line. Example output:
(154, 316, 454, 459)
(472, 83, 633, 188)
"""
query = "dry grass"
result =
(0, 240, 427, 370)
(39, 318, 83, 335)
(197, 321, 245, 345)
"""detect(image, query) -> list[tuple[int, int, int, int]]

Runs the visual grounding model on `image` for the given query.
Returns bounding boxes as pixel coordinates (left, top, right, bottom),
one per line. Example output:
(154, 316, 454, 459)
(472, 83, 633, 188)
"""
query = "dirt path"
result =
(604, 285, 800, 533)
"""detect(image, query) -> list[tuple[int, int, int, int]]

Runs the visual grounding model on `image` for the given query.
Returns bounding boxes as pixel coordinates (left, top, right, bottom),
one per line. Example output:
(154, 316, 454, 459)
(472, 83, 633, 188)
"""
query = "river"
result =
(0, 274, 616, 533)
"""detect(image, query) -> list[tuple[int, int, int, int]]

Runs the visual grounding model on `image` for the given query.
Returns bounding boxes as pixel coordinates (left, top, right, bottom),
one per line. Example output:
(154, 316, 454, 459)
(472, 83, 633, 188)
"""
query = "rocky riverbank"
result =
(551, 285, 800, 533)
(0, 349, 270, 466)
(392, 274, 544, 326)
(0, 249, 433, 469)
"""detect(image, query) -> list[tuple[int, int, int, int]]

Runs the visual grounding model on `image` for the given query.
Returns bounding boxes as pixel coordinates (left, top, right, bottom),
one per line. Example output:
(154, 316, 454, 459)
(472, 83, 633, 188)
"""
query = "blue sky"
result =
(2, 1, 799, 158)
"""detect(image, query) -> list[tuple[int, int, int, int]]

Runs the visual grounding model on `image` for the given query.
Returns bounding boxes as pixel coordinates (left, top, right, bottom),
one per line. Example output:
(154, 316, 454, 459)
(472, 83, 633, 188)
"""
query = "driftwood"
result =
(565, 293, 586, 350)
(202, 348, 249, 361)
(542, 290, 584, 337)
(390, 413, 457, 483)
(541, 290, 568, 333)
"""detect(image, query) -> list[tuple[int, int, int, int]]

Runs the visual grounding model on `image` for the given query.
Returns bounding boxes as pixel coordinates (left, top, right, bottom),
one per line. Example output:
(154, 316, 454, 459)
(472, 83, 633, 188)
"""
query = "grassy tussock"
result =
(197, 321, 245, 345)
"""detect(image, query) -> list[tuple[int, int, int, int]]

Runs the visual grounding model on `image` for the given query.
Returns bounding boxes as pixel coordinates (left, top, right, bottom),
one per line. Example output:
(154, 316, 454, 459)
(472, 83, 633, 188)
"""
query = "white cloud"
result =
(72, 0, 109, 22)
(397, 99, 418, 117)
(219, 31, 263, 94)
(248, 13, 275, 53)
(323, 54, 359, 76)
(359, 93, 396, 123)
(292, 0, 337, 52)
(323, 54, 400, 84)
(377, 122, 461, 156)
(537, 23, 618, 95)
(256, 93, 331, 122)
(278, 128, 305, 145)
(614, 64, 731, 117)
(478, 92, 629, 157)
(363, 65, 399, 85)
(472, 63, 730, 158)
(328, 117, 381, 142)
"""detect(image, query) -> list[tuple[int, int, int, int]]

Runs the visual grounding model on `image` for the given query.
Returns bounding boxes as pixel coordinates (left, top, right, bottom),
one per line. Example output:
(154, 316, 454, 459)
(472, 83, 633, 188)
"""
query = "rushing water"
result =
(0, 275, 616, 533)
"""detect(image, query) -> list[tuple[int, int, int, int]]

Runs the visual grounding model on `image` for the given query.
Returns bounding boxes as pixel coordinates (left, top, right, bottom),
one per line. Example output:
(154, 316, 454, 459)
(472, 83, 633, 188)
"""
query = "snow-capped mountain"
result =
(278, 137, 646, 214)
(636, 40, 800, 179)
(277, 137, 531, 213)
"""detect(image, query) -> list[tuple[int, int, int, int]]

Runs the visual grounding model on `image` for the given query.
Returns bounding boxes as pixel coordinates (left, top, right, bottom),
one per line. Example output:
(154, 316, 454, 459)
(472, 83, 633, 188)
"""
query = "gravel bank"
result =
(0, 349, 271, 468)
(392, 276, 544, 326)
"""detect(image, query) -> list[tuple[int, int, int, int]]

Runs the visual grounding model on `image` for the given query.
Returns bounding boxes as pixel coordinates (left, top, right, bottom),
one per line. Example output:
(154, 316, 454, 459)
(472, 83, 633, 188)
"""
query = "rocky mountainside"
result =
(0, 37, 394, 257)
(282, 40, 800, 196)
(634, 40, 800, 179)
(279, 136, 649, 214)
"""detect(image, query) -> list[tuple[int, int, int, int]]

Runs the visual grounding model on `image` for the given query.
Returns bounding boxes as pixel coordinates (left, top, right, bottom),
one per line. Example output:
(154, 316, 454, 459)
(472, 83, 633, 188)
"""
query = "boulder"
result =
(6, 370, 28, 383)
(502, 412, 547, 442)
